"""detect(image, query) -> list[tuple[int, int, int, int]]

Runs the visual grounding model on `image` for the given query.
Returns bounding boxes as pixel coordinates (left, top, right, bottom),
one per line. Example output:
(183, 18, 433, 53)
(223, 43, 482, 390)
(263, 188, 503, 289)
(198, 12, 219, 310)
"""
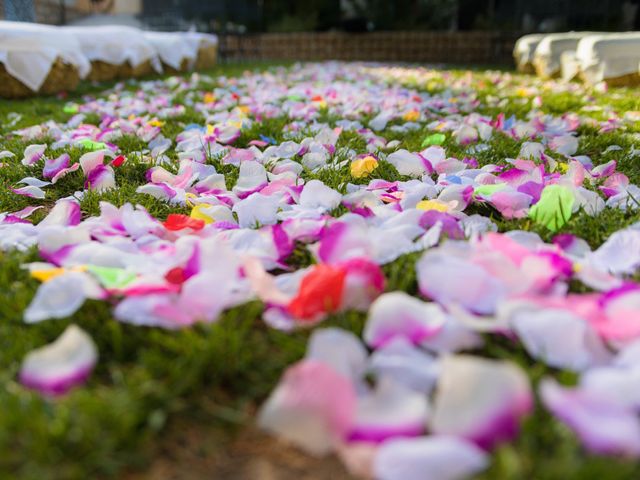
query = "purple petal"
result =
(540, 378, 640, 457)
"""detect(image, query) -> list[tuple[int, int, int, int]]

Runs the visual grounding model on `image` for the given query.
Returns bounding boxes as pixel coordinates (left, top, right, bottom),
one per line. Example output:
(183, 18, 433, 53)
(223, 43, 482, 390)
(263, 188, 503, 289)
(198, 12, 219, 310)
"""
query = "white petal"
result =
(368, 337, 439, 394)
(24, 272, 95, 323)
(374, 436, 489, 480)
(232, 192, 280, 228)
(299, 180, 342, 210)
(306, 328, 368, 384)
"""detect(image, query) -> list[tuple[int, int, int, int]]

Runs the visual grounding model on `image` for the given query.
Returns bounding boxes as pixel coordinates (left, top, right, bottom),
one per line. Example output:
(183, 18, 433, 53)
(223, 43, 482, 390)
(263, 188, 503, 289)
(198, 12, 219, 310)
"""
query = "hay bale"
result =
(87, 60, 121, 82)
(195, 43, 218, 70)
(575, 33, 640, 86)
(0, 58, 80, 98)
(161, 58, 191, 75)
(513, 34, 546, 74)
(534, 32, 595, 79)
(597, 72, 640, 87)
(117, 59, 155, 79)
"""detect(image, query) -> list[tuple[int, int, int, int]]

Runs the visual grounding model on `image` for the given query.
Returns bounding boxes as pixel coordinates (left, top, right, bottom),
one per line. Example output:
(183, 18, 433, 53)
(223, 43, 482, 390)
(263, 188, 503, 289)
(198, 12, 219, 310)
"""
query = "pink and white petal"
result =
(339, 257, 386, 311)
(306, 327, 368, 384)
(540, 378, 640, 457)
(39, 200, 81, 227)
(11, 205, 44, 219)
(43, 153, 71, 179)
(597, 287, 640, 341)
(21, 144, 46, 166)
(581, 367, 640, 410)
(114, 294, 180, 329)
(364, 292, 447, 349)
(420, 314, 485, 354)
(347, 378, 429, 443)
(587, 229, 640, 276)
(136, 183, 178, 201)
(431, 355, 532, 450)
(232, 161, 268, 198)
(317, 221, 371, 264)
(17, 176, 50, 188)
(78, 151, 105, 175)
(373, 436, 489, 480)
(258, 360, 357, 456)
(12, 186, 46, 199)
(86, 164, 116, 192)
(510, 307, 611, 371)
(368, 337, 439, 394)
(51, 163, 80, 184)
(417, 251, 506, 315)
(490, 190, 533, 219)
(19, 325, 97, 396)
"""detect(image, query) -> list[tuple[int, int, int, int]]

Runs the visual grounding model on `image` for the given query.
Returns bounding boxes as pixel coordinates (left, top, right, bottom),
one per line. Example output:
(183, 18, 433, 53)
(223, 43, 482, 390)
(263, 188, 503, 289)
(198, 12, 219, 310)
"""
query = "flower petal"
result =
(19, 325, 97, 396)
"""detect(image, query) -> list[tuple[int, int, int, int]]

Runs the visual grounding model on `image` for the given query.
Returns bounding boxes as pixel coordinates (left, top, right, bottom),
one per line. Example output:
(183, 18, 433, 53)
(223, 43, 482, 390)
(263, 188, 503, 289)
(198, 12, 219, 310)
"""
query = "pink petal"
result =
(258, 360, 357, 456)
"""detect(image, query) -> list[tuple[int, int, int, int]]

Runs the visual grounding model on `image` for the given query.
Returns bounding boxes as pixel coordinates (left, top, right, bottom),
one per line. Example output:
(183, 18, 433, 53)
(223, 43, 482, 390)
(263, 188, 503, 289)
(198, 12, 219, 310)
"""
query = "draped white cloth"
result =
(533, 32, 597, 77)
(513, 34, 546, 71)
(575, 33, 640, 84)
(0, 21, 90, 90)
(62, 25, 161, 72)
(142, 32, 197, 70)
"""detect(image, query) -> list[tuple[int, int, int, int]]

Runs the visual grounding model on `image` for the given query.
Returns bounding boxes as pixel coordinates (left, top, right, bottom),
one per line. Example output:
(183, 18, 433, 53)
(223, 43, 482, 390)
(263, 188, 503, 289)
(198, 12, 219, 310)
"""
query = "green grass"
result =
(1, 62, 640, 479)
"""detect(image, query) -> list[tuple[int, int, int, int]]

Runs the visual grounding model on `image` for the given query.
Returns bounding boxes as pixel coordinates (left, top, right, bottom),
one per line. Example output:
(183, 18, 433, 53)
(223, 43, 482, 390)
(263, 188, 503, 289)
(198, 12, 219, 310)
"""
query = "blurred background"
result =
(1, 0, 639, 64)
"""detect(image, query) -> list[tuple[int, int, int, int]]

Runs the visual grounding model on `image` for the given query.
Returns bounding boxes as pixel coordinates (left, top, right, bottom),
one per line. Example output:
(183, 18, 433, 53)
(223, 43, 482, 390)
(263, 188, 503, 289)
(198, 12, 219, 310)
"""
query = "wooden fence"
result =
(219, 31, 519, 65)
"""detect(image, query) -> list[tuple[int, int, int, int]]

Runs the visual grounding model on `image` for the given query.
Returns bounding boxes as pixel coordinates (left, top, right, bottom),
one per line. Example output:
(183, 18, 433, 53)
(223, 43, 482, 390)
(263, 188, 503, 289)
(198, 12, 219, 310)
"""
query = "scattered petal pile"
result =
(1, 62, 640, 478)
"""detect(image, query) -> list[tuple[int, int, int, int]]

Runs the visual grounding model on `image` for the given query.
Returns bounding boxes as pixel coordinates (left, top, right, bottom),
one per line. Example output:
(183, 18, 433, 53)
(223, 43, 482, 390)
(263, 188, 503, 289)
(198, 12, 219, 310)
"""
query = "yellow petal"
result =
(148, 119, 165, 127)
(416, 200, 450, 213)
(350, 157, 379, 178)
(190, 205, 215, 224)
(31, 268, 66, 282)
(203, 93, 216, 103)
(403, 110, 420, 122)
(184, 192, 198, 207)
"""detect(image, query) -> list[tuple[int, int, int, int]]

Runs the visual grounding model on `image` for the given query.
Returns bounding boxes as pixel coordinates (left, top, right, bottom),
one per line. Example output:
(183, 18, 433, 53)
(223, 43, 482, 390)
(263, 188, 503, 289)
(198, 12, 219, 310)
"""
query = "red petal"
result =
(111, 155, 126, 167)
(163, 214, 205, 231)
(165, 267, 186, 285)
(287, 264, 346, 321)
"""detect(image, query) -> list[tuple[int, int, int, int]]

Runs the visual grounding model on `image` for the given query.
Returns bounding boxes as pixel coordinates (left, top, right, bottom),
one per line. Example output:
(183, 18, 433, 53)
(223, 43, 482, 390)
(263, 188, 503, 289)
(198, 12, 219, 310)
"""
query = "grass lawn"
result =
(1, 61, 640, 479)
